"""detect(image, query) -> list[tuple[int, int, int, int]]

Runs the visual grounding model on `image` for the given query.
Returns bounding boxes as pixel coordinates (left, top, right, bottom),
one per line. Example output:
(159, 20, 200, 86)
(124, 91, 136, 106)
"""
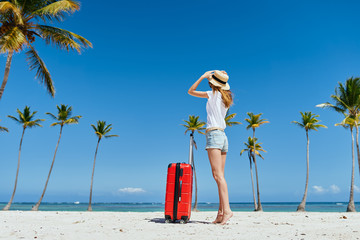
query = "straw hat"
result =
(208, 70, 230, 90)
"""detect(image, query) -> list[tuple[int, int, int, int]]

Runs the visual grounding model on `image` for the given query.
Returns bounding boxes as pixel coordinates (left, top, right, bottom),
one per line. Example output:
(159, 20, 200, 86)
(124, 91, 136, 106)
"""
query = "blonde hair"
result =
(208, 82, 233, 108)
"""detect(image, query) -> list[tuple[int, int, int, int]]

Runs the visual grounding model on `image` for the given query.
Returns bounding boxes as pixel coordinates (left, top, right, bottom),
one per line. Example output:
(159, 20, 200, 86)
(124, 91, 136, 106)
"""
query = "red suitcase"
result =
(164, 163, 193, 223)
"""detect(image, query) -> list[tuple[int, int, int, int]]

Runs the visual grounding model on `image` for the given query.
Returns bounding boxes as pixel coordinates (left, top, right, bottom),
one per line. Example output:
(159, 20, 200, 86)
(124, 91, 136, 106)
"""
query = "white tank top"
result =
(206, 90, 228, 129)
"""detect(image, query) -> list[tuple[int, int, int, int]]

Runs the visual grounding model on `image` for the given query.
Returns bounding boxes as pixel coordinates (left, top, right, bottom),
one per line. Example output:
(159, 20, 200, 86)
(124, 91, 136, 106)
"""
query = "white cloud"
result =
(312, 184, 342, 194)
(313, 185, 326, 194)
(354, 185, 360, 193)
(330, 184, 340, 194)
(118, 187, 146, 194)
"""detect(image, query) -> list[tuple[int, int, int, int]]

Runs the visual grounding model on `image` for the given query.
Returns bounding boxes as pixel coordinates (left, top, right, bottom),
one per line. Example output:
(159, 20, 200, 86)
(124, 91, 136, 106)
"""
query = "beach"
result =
(0, 211, 359, 240)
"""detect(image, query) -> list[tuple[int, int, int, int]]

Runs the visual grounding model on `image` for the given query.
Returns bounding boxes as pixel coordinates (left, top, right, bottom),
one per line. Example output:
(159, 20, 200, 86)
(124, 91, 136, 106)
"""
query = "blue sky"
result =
(1, 0, 360, 204)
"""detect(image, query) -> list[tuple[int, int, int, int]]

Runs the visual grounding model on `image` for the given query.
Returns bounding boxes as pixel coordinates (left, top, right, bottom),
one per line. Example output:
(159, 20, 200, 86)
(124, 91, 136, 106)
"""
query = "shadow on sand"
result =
(148, 218, 211, 224)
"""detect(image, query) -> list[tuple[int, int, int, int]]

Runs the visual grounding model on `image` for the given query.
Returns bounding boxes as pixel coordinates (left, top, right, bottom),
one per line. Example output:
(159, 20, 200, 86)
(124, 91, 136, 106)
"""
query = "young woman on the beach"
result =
(188, 70, 233, 225)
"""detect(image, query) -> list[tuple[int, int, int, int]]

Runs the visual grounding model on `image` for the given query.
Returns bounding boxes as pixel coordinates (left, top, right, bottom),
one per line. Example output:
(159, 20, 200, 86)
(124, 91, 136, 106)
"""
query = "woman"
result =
(188, 70, 233, 225)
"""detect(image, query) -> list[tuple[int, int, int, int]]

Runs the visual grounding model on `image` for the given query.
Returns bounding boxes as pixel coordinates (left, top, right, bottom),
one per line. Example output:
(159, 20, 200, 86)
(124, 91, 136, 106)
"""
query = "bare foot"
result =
(212, 214, 223, 224)
(220, 211, 233, 225)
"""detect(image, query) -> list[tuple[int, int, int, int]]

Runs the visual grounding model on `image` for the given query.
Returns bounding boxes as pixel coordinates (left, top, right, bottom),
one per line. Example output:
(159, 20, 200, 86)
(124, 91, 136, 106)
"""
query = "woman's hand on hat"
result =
(202, 70, 215, 79)
(221, 70, 228, 75)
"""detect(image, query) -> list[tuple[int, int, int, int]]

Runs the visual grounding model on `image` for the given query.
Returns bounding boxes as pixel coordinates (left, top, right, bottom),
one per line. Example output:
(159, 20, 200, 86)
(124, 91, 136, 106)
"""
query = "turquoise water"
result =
(0, 202, 359, 212)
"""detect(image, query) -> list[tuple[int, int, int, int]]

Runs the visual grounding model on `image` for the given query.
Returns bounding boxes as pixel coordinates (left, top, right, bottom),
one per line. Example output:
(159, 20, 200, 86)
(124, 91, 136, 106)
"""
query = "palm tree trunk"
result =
(253, 158, 262, 211)
(253, 129, 263, 211)
(347, 128, 356, 212)
(88, 138, 101, 211)
(249, 154, 257, 210)
(32, 125, 63, 211)
(192, 158, 198, 211)
(297, 130, 309, 212)
(355, 124, 360, 178)
(190, 133, 199, 211)
(0, 50, 14, 101)
(3, 127, 25, 210)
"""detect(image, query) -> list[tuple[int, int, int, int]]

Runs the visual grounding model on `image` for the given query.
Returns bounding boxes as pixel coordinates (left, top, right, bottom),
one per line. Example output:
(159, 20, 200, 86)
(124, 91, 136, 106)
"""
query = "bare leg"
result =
(207, 149, 233, 224)
(212, 152, 227, 223)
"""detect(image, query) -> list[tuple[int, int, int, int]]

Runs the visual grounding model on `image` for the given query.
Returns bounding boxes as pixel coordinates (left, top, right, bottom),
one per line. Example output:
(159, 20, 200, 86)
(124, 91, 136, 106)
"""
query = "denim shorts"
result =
(205, 130, 228, 153)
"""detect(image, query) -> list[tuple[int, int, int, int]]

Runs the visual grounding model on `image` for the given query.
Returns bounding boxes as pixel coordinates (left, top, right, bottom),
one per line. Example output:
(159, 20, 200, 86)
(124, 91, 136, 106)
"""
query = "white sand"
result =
(0, 211, 359, 240)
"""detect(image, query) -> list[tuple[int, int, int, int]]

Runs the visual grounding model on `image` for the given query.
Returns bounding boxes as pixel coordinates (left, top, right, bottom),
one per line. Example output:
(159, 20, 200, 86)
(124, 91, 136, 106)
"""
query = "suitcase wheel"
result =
(179, 219, 186, 224)
(165, 219, 172, 224)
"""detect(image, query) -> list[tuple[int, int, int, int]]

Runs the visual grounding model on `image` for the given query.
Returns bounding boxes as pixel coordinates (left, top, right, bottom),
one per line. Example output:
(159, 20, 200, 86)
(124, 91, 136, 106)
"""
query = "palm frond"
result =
(9, 106, 43, 128)
(26, 119, 45, 128)
(319, 78, 360, 118)
(64, 115, 81, 124)
(311, 124, 327, 130)
(0, 27, 26, 53)
(0, 119, 9, 132)
(50, 122, 60, 127)
(240, 136, 266, 159)
(26, 44, 55, 97)
(316, 103, 333, 109)
(7, 115, 20, 123)
(104, 134, 119, 138)
(292, 111, 326, 131)
(225, 110, 242, 126)
(226, 121, 242, 126)
(36, 25, 92, 53)
(28, 110, 38, 120)
(240, 149, 247, 156)
(292, 121, 304, 128)
(47, 105, 80, 126)
(245, 112, 268, 130)
(181, 115, 206, 135)
(46, 112, 58, 120)
(336, 114, 356, 129)
(0, 1, 23, 24)
(33, 0, 80, 22)
(331, 95, 350, 112)
(0, 126, 9, 132)
(92, 120, 117, 139)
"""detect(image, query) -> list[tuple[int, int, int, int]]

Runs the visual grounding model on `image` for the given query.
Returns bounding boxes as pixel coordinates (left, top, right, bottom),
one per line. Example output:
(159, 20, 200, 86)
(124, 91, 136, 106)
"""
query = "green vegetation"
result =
(0, 120, 8, 132)
(0, 0, 92, 100)
(88, 121, 118, 211)
(32, 104, 81, 211)
(225, 110, 241, 127)
(292, 112, 326, 212)
(317, 77, 360, 212)
(245, 112, 269, 211)
(3, 106, 44, 210)
(240, 137, 266, 211)
(181, 115, 206, 211)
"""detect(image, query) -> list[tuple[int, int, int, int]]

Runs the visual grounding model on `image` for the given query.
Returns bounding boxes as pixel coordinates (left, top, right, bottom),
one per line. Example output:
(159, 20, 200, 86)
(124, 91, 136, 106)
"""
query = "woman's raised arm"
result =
(188, 71, 214, 98)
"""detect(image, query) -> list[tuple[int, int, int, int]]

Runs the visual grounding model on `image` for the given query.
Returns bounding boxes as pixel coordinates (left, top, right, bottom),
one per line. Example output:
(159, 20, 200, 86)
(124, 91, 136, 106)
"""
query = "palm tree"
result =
(335, 115, 357, 212)
(3, 106, 44, 210)
(225, 110, 241, 127)
(0, 120, 8, 132)
(181, 115, 205, 211)
(317, 78, 360, 179)
(88, 121, 118, 211)
(245, 112, 269, 211)
(32, 104, 81, 211)
(0, 0, 92, 100)
(240, 137, 266, 211)
(292, 112, 327, 212)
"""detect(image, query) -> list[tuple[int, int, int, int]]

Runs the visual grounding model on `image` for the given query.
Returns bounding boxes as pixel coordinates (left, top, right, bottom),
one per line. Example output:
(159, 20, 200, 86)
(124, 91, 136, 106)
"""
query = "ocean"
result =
(0, 202, 359, 212)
